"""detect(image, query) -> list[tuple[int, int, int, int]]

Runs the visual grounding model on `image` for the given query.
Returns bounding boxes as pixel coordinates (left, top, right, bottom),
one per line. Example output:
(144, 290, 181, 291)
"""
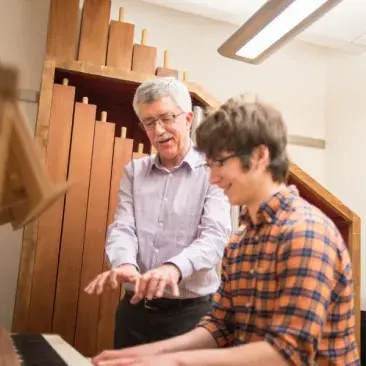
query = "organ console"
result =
(0, 330, 92, 365)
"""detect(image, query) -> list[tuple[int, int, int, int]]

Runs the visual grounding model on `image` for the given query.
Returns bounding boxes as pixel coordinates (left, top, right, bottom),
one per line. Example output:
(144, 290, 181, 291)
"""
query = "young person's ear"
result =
(252, 145, 270, 170)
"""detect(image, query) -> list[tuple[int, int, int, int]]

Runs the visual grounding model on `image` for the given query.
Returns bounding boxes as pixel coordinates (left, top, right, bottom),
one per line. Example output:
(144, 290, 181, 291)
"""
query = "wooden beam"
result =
(289, 163, 354, 222)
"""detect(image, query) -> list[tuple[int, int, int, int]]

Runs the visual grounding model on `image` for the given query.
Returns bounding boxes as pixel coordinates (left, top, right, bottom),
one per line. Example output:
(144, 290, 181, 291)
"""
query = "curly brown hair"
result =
(196, 94, 290, 183)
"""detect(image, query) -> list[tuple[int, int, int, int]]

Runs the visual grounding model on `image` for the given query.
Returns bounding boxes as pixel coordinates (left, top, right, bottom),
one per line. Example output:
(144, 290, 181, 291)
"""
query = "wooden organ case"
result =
(11, 0, 361, 358)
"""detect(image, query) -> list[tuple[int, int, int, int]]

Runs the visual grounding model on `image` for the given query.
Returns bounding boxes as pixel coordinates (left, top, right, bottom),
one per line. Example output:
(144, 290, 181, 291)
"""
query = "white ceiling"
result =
(140, 0, 366, 54)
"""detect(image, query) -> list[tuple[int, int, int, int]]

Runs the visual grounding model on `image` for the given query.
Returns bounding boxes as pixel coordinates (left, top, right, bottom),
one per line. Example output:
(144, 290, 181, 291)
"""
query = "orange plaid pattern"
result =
(198, 186, 360, 365)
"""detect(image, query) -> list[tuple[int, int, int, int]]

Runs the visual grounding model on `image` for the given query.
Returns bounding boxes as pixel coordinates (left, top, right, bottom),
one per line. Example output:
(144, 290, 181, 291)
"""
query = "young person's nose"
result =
(209, 168, 222, 186)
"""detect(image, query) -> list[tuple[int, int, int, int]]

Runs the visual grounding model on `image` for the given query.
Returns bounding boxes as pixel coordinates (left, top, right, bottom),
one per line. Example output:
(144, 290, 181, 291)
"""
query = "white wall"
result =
(325, 52, 366, 309)
(0, 0, 50, 330)
(0, 0, 329, 329)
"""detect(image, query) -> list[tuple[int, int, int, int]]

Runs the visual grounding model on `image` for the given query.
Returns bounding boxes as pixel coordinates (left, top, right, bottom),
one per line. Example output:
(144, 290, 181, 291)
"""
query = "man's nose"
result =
(154, 120, 165, 134)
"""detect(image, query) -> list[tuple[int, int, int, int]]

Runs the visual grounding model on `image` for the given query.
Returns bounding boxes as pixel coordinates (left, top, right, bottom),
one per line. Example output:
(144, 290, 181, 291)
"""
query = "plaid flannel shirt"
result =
(198, 185, 360, 365)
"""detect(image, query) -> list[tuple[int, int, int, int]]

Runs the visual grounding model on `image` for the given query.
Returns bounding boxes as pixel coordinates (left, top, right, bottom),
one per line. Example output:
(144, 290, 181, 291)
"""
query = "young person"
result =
(92, 94, 360, 365)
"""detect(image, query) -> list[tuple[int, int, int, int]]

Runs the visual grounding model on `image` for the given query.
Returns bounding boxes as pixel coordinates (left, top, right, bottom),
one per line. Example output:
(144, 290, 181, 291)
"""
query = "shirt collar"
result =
(147, 140, 204, 173)
(240, 185, 299, 226)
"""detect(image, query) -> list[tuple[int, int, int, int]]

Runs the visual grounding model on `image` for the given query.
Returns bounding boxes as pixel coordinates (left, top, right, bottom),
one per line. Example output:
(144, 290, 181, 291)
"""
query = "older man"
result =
(85, 77, 231, 349)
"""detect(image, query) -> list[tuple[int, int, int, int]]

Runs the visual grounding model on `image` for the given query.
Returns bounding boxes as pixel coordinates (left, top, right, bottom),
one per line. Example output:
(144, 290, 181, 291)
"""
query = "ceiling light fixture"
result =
(218, 0, 344, 64)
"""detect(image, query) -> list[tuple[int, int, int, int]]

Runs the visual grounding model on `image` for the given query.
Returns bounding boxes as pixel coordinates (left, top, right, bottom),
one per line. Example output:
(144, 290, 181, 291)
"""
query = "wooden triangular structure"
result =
(0, 64, 71, 229)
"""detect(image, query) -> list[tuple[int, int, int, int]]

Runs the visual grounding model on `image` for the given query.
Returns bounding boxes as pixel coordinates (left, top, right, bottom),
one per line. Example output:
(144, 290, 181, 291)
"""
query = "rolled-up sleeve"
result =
(264, 222, 338, 365)
(197, 247, 234, 347)
(166, 183, 231, 279)
(105, 163, 139, 269)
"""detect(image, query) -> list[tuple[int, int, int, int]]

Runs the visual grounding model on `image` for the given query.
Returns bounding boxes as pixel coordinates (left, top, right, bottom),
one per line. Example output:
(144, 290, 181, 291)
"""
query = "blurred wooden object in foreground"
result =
(0, 64, 71, 230)
(0, 327, 19, 366)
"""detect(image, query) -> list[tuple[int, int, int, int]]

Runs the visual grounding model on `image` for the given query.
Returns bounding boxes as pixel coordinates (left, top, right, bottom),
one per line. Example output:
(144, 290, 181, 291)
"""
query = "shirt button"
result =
(245, 302, 251, 308)
(163, 198, 168, 202)
(169, 174, 172, 178)
(159, 222, 163, 227)
(249, 268, 255, 275)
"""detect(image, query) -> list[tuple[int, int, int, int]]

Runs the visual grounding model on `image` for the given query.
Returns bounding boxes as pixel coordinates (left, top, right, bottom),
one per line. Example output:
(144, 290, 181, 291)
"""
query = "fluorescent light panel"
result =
(236, 0, 328, 59)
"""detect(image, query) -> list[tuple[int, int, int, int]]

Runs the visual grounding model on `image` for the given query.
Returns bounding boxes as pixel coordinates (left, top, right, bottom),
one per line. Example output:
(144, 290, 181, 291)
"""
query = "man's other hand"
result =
(84, 264, 140, 295)
(131, 264, 180, 304)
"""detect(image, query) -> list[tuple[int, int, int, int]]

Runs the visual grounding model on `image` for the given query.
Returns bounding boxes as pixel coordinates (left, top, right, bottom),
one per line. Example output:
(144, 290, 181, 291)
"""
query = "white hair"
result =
(132, 77, 192, 118)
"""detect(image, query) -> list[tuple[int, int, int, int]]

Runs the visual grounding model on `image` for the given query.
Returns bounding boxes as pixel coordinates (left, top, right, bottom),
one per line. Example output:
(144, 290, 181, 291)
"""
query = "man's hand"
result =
(131, 264, 180, 304)
(84, 264, 140, 295)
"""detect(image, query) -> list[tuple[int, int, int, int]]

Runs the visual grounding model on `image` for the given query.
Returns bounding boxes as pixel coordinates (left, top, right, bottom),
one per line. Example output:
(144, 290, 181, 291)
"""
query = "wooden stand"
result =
(0, 65, 71, 229)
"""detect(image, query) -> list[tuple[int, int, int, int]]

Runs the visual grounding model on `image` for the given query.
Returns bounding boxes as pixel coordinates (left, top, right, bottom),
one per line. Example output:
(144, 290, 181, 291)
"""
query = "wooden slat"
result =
(46, 0, 79, 62)
(132, 30, 157, 75)
(156, 50, 178, 78)
(74, 118, 115, 356)
(52, 101, 96, 345)
(27, 83, 75, 333)
(78, 0, 111, 65)
(12, 61, 56, 332)
(0, 101, 11, 202)
(132, 152, 148, 159)
(131, 143, 146, 160)
(132, 45, 157, 75)
(155, 67, 179, 78)
(106, 8, 135, 70)
(96, 133, 133, 353)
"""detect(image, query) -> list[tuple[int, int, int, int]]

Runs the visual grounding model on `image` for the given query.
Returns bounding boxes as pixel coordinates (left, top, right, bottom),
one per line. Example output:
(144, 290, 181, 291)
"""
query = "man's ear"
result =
(186, 111, 194, 130)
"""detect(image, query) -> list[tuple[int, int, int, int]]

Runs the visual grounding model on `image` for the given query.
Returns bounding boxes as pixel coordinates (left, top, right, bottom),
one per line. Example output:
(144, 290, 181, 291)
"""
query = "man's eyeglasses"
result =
(207, 151, 249, 169)
(141, 112, 185, 131)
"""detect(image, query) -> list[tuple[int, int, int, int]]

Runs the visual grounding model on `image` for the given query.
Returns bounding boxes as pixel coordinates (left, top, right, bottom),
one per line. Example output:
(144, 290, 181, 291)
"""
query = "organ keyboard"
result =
(0, 328, 92, 366)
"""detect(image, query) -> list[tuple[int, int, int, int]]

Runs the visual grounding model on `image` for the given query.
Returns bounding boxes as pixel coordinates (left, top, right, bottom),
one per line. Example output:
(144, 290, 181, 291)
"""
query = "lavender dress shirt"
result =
(105, 144, 231, 298)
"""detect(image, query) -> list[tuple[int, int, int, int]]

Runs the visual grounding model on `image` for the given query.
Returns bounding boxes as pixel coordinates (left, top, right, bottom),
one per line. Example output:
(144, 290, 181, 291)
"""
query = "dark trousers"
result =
(114, 291, 212, 349)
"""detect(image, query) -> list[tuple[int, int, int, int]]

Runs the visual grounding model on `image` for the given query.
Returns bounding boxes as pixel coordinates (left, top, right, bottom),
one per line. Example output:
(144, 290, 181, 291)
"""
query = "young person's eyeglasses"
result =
(207, 151, 250, 169)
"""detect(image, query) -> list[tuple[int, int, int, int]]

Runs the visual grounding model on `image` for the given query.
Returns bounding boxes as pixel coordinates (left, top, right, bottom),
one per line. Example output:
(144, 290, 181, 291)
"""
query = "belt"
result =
(125, 291, 211, 311)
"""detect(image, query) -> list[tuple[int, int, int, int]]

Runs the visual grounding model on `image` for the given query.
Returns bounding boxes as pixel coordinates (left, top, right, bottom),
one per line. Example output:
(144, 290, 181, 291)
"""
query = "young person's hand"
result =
(92, 342, 161, 365)
(93, 352, 182, 366)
